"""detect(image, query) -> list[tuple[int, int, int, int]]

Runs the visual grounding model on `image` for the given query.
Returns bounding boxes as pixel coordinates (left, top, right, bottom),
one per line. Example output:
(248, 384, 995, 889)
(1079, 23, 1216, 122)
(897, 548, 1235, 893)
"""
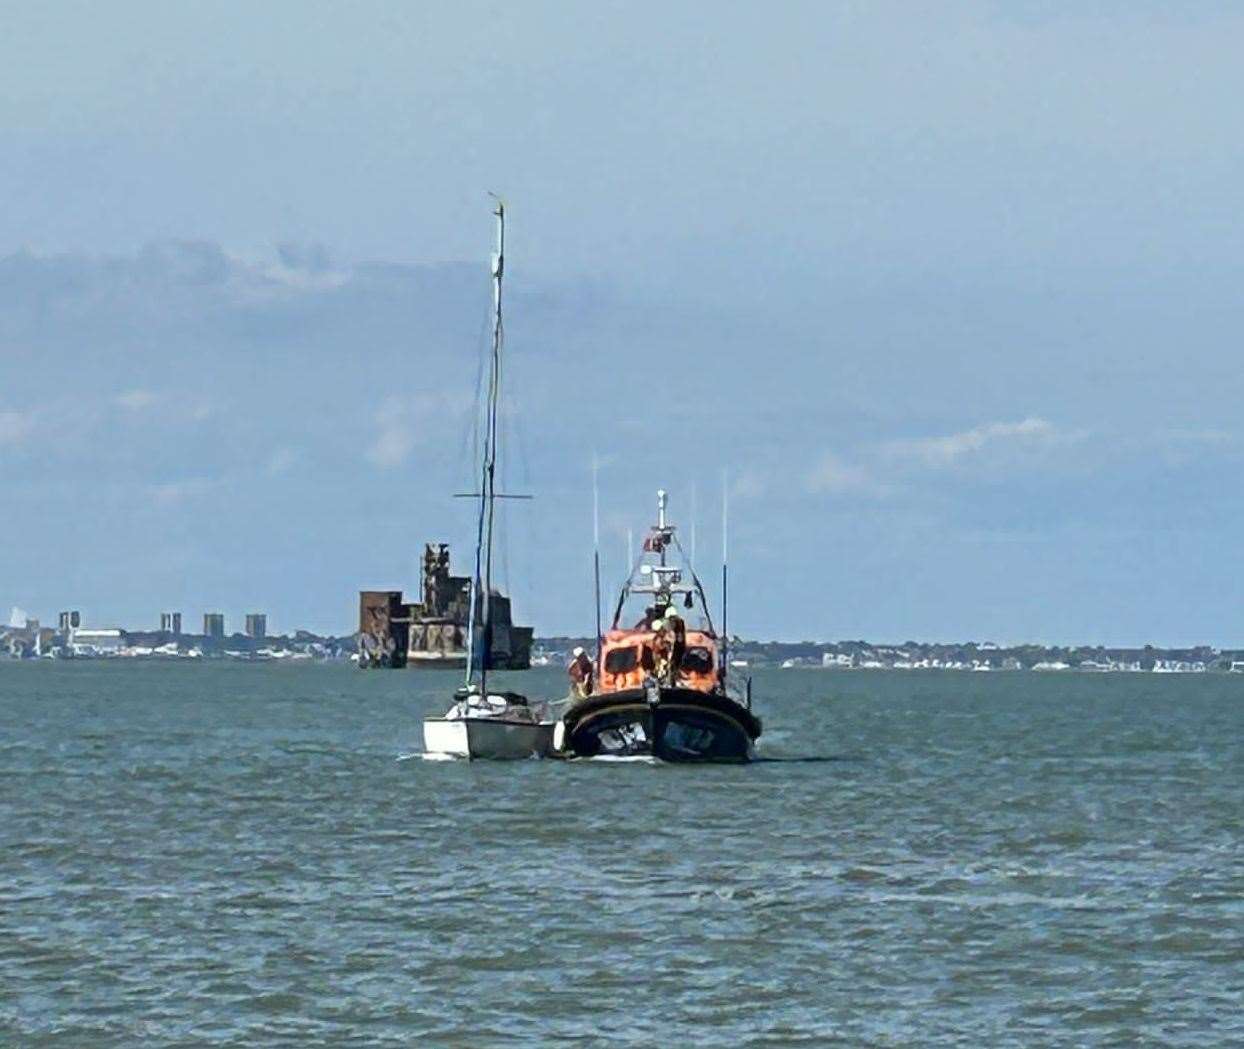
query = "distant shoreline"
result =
(537, 637, 1244, 674)
(4, 624, 1244, 673)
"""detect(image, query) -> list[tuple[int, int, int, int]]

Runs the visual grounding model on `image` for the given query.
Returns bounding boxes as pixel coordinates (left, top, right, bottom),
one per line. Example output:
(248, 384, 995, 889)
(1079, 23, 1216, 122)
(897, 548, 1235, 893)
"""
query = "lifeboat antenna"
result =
(721, 471, 729, 678)
(690, 482, 698, 565)
(593, 455, 603, 676)
(656, 489, 670, 574)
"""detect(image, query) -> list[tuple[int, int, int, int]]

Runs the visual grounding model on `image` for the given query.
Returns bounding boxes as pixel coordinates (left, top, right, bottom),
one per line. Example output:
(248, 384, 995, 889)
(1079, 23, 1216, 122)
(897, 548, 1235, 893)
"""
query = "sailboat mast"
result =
(480, 199, 505, 698)
(466, 199, 505, 697)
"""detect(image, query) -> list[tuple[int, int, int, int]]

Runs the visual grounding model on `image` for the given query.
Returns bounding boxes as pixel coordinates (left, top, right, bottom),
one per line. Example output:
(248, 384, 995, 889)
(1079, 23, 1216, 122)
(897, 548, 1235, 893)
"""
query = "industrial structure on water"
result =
(358, 543, 532, 670)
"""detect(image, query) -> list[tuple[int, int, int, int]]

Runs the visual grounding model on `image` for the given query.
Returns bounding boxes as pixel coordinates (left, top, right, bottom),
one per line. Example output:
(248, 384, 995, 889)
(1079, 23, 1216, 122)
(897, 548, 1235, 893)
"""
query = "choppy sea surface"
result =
(2, 662, 1243, 1046)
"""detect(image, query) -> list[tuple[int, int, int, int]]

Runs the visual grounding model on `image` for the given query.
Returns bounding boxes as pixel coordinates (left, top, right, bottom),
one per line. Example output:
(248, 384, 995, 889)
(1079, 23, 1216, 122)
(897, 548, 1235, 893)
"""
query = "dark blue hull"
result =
(559, 686, 761, 762)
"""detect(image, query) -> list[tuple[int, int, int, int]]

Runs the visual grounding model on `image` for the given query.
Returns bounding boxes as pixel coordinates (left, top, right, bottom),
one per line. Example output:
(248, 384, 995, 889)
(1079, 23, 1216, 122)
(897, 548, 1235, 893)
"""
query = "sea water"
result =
(2, 662, 1242, 1045)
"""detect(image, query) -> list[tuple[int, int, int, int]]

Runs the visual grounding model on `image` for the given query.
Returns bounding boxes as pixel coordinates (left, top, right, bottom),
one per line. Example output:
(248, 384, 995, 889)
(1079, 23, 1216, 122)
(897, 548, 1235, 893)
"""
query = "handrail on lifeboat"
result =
(668, 532, 716, 638)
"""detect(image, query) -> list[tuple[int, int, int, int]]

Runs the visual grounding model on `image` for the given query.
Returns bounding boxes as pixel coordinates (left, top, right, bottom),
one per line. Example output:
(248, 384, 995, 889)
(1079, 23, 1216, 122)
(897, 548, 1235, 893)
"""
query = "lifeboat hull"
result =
(556, 686, 761, 763)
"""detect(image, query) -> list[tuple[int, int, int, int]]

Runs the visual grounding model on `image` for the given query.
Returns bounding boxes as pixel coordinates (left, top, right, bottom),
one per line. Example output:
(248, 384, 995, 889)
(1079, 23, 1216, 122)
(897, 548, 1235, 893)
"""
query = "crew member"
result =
(651, 619, 672, 684)
(665, 607, 687, 682)
(568, 646, 594, 699)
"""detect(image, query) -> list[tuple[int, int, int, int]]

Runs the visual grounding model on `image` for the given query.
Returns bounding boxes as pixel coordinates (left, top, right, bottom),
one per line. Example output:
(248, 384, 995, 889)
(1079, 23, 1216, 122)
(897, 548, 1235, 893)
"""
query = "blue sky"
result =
(3, 2, 1244, 644)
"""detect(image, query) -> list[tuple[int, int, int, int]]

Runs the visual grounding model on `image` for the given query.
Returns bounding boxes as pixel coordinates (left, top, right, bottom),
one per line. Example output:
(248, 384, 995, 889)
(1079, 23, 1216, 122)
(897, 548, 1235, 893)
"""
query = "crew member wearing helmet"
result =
(650, 618, 672, 684)
(568, 646, 594, 699)
(664, 606, 687, 683)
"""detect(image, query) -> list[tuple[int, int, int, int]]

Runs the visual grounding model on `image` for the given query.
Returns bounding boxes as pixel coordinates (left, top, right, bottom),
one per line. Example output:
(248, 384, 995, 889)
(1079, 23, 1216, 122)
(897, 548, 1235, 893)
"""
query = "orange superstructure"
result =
(597, 627, 720, 694)
(584, 488, 730, 700)
(556, 489, 760, 762)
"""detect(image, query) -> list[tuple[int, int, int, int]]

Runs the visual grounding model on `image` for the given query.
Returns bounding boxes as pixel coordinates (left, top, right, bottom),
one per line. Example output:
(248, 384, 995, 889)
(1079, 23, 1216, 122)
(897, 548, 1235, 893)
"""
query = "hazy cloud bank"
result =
(3, 238, 1244, 644)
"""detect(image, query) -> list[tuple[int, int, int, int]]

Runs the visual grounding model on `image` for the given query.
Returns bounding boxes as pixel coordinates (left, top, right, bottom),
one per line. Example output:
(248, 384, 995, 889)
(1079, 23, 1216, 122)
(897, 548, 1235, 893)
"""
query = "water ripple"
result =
(2, 663, 1243, 1045)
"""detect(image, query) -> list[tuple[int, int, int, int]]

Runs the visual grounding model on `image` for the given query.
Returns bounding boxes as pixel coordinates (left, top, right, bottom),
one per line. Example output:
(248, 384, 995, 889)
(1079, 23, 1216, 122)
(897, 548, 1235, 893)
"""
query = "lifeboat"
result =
(554, 490, 761, 762)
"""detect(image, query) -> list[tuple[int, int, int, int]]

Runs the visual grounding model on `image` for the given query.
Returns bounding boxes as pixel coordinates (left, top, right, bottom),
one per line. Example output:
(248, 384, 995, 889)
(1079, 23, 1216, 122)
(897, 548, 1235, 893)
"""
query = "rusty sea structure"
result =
(359, 544, 532, 671)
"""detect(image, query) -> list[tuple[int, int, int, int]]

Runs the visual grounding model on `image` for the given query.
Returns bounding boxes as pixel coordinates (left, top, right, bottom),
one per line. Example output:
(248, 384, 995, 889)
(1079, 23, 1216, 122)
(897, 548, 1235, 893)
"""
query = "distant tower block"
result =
(203, 613, 225, 639)
(160, 611, 182, 635)
(245, 613, 267, 639)
(58, 610, 81, 632)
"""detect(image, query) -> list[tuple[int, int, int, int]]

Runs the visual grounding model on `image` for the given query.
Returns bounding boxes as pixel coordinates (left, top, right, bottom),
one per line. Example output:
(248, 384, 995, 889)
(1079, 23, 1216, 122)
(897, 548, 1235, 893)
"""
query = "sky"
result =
(4, 1, 1244, 645)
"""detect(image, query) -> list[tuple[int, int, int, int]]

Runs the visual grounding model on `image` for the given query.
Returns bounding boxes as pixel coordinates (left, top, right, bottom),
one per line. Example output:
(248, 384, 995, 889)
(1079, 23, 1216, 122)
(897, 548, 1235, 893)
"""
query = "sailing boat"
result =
(422, 200, 555, 760)
(553, 490, 762, 762)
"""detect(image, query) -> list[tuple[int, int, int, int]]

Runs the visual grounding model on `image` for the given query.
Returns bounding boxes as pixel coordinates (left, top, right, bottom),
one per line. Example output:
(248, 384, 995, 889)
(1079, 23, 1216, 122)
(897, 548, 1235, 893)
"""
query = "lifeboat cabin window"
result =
(681, 646, 714, 674)
(604, 646, 640, 674)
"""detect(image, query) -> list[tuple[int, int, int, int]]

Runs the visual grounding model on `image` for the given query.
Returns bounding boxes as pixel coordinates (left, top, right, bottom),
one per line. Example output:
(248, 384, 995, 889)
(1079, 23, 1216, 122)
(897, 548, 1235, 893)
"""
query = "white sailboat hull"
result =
(422, 717, 554, 760)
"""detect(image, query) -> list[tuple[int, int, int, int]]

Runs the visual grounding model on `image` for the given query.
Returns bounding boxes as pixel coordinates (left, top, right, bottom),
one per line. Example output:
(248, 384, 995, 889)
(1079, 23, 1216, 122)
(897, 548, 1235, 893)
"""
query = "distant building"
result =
(160, 612, 182, 635)
(245, 614, 267, 639)
(58, 610, 81, 633)
(0, 620, 54, 659)
(72, 628, 124, 656)
(204, 613, 225, 639)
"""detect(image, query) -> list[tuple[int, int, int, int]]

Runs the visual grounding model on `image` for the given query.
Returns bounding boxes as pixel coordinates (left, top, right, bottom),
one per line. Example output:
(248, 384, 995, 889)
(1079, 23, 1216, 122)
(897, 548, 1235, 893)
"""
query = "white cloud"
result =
(0, 410, 34, 445)
(730, 469, 767, 501)
(804, 418, 1082, 496)
(1159, 427, 1236, 447)
(365, 394, 466, 469)
(150, 478, 218, 505)
(116, 389, 157, 411)
(366, 399, 418, 468)
(805, 452, 882, 495)
(267, 447, 298, 475)
(882, 417, 1066, 467)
